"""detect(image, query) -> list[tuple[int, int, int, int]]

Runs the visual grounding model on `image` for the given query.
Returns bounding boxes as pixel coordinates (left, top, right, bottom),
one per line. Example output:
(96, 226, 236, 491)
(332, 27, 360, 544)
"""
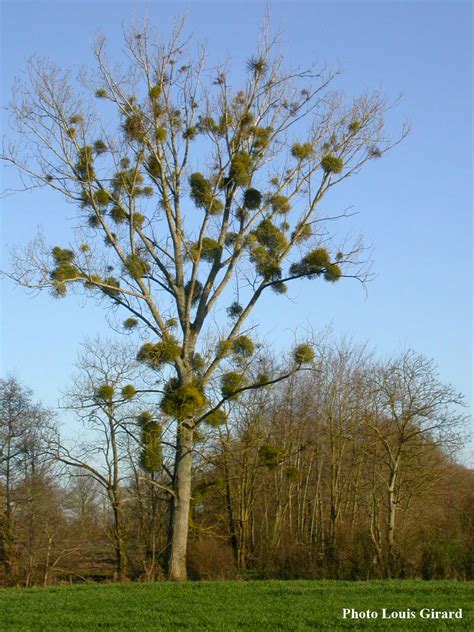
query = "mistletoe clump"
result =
(160, 379, 207, 420)
(93, 139, 107, 154)
(270, 194, 291, 215)
(94, 383, 115, 402)
(250, 126, 273, 154)
(293, 343, 315, 365)
(189, 173, 223, 215)
(291, 223, 312, 244)
(125, 253, 151, 279)
(123, 317, 138, 330)
(200, 237, 221, 263)
(289, 247, 333, 278)
(348, 120, 361, 133)
(321, 153, 343, 174)
(220, 371, 249, 399)
(121, 384, 136, 399)
(291, 142, 314, 161)
(137, 337, 182, 367)
(140, 421, 163, 473)
(243, 188, 262, 210)
(185, 279, 203, 306)
(226, 302, 243, 319)
(110, 205, 128, 224)
(75, 146, 95, 182)
(258, 444, 282, 469)
(231, 335, 255, 358)
(101, 276, 121, 297)
(123, 112, 146, 142)
(94, 189, 110, 206)
(50, 247, 79, 283)
(228, 151, 253, 186)
(249, 219, 288, 281)
(203, 408, 227, 427)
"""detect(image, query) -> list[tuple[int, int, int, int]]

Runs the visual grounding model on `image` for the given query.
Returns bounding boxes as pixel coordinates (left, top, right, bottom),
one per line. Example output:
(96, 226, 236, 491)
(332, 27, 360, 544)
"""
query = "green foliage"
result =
(324, 263, 342, 282)
(216, 339, 232, 358)
(293, 343, 314, 365)
(185, 279, 203, 306)
(189, 173, 223, 215)
(88, 214, 101, 228)
(123, 113, 146, 142)
(50, 247, 79, 283)
(254, 220, 288, 254)
(191, 353, 205, 371)
(95, 383, 115, 402)
(200, 237, 221, 263)
(271, 281, 287, 294)
(228, 151, 252, 186)
(136, 410, 153, 425)
(146, 154, 161, 178)
(227, 301, 243, 319)
(183, 126, 197, 140)
(250, 246, 282, 281)
(251, 126, 273, 154)
(94, 189, 110, 206)
(321, 153, 343, 174)
(123, 317, 139, 330)
(148, 85, 162, 100)
(132, 213, 145, 228)
(291, 142, 314, 161)
(286, 466, 300, 481)
(220, 371, 248, 399)
(203, 408, 227, 427)
(258, 444, 281, 469)
(348, 120, 361, 133)
(111, 168, 144, 196)
(270, 195, 291, 215)
(95, 88, 108, 98)
(291, 223, 312, 244)
(140, 421, 162, 473)
(155, 126, 167, 142)
(75, 146, 95, 181)
(69, 114, 83, 125)
(160, 379, 207, 420)
(243, 188, 262, 210)
(289, 247, 330, 277)
(166, 318, 178, 329)
(125, 253, 151, 279)
(231, 335, 255, 358)
(102, 276, 121, 297)
(110, 205, 128, 224)
(256, 372, 270, 385)
(93, 140, 107, 154)
(121, 384, 136, 399)
(51, 281, 67, 298)
(137, 338, 182, 367)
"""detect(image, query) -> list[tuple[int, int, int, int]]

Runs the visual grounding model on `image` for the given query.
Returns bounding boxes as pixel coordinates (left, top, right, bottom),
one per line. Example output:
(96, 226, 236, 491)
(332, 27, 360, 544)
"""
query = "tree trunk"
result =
(167, 424, 193, 581)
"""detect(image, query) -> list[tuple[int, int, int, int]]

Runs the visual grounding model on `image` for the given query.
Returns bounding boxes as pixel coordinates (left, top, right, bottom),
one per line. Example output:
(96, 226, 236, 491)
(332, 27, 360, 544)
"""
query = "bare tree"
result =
(52, 339, 155, 581)
(362, 350, 466, 577)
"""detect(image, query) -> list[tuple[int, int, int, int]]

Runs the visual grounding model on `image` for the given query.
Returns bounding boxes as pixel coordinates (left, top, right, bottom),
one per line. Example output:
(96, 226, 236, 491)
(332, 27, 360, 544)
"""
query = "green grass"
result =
(0, 580, 472, 631)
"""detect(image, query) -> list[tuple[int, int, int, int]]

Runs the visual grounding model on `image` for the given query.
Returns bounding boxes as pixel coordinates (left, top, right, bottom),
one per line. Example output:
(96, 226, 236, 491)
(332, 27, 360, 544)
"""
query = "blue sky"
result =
(1, 1, 472, 455)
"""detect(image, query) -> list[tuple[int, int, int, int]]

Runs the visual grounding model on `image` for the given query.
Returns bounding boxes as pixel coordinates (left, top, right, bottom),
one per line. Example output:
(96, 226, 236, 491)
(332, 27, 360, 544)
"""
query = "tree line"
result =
(1, 340, 471, 586)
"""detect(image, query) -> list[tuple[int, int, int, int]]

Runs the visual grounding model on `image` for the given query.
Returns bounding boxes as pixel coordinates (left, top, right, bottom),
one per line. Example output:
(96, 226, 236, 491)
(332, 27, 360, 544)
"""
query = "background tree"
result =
(0, 377, 56, 585)
(2, 19, 407, 579)
(53, 339, 154, 581)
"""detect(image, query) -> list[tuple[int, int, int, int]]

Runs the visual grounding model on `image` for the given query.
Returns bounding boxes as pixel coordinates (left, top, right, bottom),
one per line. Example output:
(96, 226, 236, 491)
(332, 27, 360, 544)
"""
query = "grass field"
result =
(0, 580, 472, 631)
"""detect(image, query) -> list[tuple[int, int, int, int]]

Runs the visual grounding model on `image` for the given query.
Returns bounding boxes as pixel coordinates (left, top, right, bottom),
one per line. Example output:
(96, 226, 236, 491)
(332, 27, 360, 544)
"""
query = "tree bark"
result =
(167, 424, 194, 581)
